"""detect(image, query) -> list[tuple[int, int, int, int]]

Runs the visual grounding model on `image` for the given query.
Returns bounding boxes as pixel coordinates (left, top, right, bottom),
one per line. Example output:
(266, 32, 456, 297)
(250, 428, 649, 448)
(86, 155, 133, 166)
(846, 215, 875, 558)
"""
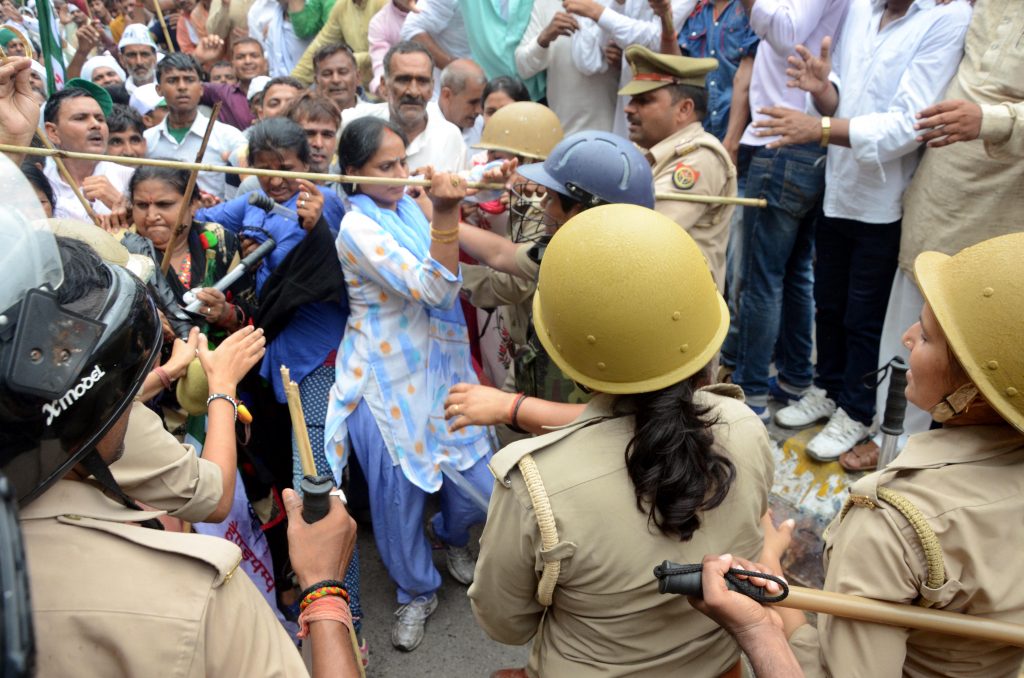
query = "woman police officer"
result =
(697, 232, 1024, 677)
(469, 204, 774, 677)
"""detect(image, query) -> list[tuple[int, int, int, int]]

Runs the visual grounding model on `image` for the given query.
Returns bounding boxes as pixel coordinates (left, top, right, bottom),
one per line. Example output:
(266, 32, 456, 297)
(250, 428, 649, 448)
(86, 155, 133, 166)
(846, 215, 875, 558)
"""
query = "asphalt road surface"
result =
(355, 523, 530, 677)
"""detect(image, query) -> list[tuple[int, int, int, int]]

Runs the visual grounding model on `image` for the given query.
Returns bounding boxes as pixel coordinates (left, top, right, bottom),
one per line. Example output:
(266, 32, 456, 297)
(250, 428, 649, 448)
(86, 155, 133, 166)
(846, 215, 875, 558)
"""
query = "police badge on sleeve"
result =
(672, 163, 700, 191)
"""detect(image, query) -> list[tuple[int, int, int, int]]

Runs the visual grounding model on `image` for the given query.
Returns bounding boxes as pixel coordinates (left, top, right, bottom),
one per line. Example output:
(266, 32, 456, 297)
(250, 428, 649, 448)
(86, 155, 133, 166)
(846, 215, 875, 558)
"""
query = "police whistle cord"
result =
(0, 144, 767, 208)
(654, 561, 1024, 647)
(182, 237, 276, 313)
(280, 365, 332, 524)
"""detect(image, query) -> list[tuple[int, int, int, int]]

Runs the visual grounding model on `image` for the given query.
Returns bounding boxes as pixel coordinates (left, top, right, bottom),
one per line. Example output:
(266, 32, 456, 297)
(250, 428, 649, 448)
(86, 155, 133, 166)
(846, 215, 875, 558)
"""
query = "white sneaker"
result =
(392, 594, 439, 652)
(445, 544, 476, 586)
(774, 386, 836, 429)
(807, 409, 870, 461)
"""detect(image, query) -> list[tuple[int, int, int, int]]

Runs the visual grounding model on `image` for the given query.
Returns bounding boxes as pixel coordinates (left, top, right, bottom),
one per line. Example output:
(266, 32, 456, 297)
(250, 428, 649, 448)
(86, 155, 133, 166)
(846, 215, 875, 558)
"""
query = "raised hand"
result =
(563, 0, 604, 22)
(197, 325, 266, 393)
(0, 58, 43, 152)
(538, 11, 579, 48)
(194, 34, 225, 65)
(294, 179, 325, 232)
(786, 36, 832, 97)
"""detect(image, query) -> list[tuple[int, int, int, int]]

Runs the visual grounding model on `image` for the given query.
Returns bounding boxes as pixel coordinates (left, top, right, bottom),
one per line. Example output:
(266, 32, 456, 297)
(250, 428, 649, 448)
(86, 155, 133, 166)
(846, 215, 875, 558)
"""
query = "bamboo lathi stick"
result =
(160, 102, 221, 275)
(0, 144, 768, 208)
(280, 365, 316, 478)
(150, 0, 176, 53)
(783, 586, 1024, 648)
(33, 131, 103, 227)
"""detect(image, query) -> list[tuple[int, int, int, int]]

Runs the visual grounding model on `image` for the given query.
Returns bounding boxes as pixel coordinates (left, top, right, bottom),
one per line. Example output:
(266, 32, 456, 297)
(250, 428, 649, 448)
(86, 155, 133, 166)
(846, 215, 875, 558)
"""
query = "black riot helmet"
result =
(0, 225, 161, 506)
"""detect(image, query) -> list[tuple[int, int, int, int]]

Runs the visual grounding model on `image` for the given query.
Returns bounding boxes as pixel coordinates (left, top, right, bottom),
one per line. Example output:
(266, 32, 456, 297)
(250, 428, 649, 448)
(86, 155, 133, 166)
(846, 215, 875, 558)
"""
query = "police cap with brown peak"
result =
(619, 45, 718, 97)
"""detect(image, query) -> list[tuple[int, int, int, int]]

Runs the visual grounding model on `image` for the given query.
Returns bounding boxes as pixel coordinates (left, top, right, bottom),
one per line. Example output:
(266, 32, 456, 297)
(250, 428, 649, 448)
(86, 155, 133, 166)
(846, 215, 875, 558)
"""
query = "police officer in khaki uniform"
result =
(458, 129, 655, 407)
(460, 102, 564, 393)
(621, 45, 736, 290)
(0, 219, 358, 675)
(469, 205, 773, 678)
(696, 233, 1024, 677)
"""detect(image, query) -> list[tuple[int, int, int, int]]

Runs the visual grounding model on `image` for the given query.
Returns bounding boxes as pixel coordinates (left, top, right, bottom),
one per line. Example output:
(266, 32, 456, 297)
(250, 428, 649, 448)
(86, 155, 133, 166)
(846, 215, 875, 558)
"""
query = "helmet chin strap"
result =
(928, 383, 979, 423)
(80, 450, 164, 530)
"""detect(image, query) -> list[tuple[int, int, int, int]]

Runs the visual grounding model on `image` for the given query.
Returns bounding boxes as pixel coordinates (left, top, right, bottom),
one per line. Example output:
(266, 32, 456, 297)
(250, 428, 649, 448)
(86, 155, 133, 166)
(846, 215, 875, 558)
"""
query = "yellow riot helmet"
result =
(914, 232, 1024, 434)
(532, 204, 728, 394)
(474, 101, 564, 161)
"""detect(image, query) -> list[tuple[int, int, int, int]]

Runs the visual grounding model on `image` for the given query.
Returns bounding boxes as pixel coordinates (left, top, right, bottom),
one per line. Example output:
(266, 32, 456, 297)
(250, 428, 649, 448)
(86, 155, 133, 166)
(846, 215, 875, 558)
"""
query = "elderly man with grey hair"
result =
(436, 58, 486, 146)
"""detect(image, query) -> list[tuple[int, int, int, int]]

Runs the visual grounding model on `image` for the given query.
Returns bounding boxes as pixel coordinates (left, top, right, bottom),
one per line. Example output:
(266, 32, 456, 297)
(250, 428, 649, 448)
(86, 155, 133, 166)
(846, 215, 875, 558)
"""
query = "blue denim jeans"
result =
(813, 216, 901, 426)
(724, 145, 753, 316)
(721, 143, 824, 406)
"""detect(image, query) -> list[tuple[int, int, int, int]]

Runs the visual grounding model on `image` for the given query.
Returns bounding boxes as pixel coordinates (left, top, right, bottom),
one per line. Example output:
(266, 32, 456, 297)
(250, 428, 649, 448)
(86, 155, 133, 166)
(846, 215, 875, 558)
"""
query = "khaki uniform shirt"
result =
(460, 211, 545, 378)
(790, 423, 1024, 678)
(110, 401, 223, 523)
(20, 480, 309, 677)
(649, 121, 736, 291)
(899, 0, 1024, 277)
(470, 386, 774, 677)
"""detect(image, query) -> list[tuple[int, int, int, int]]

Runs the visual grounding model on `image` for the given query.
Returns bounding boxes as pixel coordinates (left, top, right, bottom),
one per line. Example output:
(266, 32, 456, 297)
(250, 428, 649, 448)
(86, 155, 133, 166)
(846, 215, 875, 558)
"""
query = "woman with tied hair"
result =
(470, 204, 774, 678)
(324, 115, 513, 653)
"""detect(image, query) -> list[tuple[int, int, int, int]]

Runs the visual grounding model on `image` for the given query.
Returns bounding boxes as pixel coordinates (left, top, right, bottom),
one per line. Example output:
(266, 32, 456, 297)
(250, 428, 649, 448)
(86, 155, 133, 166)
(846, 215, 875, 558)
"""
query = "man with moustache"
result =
(620, 46, 735, 291)
(343, 41, 466, 171)
(118, 24, 160, 94)
(288, 92, 345, 196)
(313, 42, 373, 114)
(42, 81, 135, 225)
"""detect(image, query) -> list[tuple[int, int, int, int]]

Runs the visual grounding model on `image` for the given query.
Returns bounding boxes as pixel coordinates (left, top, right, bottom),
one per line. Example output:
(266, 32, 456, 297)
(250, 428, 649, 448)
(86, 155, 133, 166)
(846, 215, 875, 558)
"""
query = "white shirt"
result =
(399, 0, 470, 95)
(824, 0, 971, 223)
(43, 158, 135, 222)
(144, 111, 247, 200)
(248, 0, 309, 76)
(343, 101, 468, 172)
(515, 0, 619, 134)
(741, 0, 850, 147)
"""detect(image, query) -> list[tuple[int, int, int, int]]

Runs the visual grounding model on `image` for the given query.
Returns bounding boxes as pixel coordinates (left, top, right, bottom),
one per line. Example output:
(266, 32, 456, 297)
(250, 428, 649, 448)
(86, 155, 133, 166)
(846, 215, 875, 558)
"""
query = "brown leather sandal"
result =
(840, 440, 880, 473)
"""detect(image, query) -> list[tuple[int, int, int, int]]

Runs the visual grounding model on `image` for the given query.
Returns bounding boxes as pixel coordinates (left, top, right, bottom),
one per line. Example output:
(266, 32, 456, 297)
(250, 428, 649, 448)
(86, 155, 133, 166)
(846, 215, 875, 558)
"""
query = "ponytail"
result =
(614, 368, 735, 541)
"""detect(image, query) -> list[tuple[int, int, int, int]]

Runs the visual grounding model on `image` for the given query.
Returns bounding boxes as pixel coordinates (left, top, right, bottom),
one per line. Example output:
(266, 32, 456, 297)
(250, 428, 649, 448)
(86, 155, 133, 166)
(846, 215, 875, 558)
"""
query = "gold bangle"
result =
(820, 116, 831, 148)
(430, 227, 459, 236)
(431, 232, 459, 244)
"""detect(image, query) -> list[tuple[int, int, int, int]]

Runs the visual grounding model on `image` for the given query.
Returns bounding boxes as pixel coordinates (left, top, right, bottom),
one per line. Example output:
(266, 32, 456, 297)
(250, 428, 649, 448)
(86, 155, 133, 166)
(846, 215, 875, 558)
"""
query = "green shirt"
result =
(288, 0, 336, 39)
(167, 124, 191, 144)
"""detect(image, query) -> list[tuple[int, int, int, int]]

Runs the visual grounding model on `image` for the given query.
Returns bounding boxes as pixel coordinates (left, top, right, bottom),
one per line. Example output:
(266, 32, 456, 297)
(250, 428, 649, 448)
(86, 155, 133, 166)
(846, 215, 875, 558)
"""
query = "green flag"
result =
(36, 0, 66, 94)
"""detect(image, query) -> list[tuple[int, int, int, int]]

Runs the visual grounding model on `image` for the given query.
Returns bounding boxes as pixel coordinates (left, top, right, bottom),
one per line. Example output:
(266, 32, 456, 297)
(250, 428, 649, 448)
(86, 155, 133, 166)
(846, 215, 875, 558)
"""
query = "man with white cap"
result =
(128, 82, 168, 128)
(119, 23, 160, 93)
(81, 55, 127, 88)
(27, 60, 47, 99)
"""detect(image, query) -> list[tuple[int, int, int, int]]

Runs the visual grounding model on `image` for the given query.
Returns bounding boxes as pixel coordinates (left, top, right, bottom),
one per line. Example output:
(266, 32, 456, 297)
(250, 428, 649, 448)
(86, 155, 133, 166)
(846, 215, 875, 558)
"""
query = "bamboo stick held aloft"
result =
(280, 365, 317, 478)
(160, 102, 222, 275)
